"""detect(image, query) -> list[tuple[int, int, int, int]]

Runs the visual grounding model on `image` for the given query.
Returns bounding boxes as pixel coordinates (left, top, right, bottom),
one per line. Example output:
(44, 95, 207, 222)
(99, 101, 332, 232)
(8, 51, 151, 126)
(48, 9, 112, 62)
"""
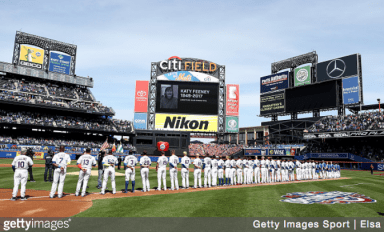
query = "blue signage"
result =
(260, 71, 289, 94)
(244, 148, 290, 156)
(49, 52, 71, 75)
(134, 113, 147, 130)
(342, 76, 359, 105)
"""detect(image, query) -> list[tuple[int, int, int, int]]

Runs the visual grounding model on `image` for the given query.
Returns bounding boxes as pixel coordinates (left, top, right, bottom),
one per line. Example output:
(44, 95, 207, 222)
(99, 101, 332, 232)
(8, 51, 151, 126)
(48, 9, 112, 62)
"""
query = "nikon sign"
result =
(294, 65, 311, 87)
(155, 114, 218, 132)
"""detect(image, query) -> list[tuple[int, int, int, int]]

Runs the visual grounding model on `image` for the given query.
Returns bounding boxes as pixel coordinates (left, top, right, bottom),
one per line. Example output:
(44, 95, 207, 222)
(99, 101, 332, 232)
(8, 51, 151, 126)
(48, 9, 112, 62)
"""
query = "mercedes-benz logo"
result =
(326, 59, 346, 78)
(137, 91, 147, 97)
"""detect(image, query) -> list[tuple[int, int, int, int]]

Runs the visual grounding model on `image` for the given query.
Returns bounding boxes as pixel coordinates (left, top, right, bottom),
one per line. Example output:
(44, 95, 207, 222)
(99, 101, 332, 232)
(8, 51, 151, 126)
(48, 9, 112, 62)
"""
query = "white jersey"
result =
(255, 159, 260, 168)
(236, 160, 243, 169)
(12, 155, 33, 170)
(53, 152, 71, 169)
(140, 156, 151, 168)
(312, 162, 316, 169)
(288, 161, 294, 170)
(265, 160, 271, 169)
(296, 161, 301, 168)
(276, 160, 281, 168)
(169, 155, 179, 169)
(181, 156, 191, 168)
(77, 154, 96, 170)
(260, 160, 266, 168)
(281, 162, 286, 169)
(271, 160, 276, 169)
(224, 160, 232, 168)
(248, 160, 254, 169)
(230, 160, 237, 168)
(157, 156, 168, 169)
(193, 158, 202, 169)
(218, 159, 224, 169)
(211, 159, 219, 169)
(124, 155, 138, 167)
(102, 155, 118, 168)
(203, 157, 212, 169)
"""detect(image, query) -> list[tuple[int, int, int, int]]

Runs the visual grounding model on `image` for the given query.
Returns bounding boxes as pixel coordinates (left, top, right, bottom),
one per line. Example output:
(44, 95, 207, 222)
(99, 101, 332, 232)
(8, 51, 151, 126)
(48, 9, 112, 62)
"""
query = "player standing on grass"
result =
(156, 151, 168, 191)
(247, 157, 254, 184)
(180, 151, 191, 189)
(140, 151, 151, 192)
(169, 150, 179, 191)
(224, 156, 232, 185)
(193, 154, 202, 188)
(203, 153, 212, 188)
(276, 159, 281, 182)
(11, 147, 33, 201)
(270, 158, 276, 183)
(236, 157, 243, 185)
(265, 157, 271, 183)
(242, 157, 248, 184)
(123, 151, 138, 193)
(211, 156, 219, 187)
(255, 157, 260, 184)
(230, 156, 237, 185)
(260, 156, 266, 183)
(101, 150, 118, 195)
(75, 148, 96, 197)
(50, 145, 71, 198)
(295, 159, 301, 181)
(217, 156, 224, 186)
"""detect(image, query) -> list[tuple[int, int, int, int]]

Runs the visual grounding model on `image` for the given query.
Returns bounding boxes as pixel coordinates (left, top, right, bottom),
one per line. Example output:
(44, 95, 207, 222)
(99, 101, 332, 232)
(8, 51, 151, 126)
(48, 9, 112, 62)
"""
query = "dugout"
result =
(133, 130, 190, 156)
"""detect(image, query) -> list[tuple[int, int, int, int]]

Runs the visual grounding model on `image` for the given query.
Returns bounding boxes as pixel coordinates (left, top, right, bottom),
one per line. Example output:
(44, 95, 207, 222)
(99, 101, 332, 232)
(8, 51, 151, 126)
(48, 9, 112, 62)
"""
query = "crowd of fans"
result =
(308, 111, 384, 132)
(0, 110, 132, 133)
(188, 143, 244, 157)
(245, 144, 304, 149)
(0, 136, 135, 151)
(0, 76, 113, 114)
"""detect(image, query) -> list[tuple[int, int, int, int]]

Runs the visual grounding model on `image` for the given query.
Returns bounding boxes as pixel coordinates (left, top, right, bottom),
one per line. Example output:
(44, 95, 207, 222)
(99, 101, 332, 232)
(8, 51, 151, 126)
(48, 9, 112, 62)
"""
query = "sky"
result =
(0, 0, 383, 131)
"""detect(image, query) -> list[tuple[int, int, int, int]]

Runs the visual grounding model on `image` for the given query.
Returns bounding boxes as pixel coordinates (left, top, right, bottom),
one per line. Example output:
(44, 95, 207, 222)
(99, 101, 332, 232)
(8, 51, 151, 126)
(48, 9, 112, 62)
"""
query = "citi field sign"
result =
(159, 56, 217, 73)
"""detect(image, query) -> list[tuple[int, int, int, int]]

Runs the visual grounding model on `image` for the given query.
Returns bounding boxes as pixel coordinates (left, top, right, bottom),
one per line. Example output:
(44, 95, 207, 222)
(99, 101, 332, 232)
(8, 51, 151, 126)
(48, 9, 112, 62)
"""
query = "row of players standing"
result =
(10, 146, 341, 200)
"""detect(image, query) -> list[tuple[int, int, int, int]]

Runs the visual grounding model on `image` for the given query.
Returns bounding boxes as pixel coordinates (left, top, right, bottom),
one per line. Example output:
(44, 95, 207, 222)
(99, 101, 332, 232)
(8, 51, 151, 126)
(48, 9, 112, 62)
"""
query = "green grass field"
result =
(1, 159, 383, 217)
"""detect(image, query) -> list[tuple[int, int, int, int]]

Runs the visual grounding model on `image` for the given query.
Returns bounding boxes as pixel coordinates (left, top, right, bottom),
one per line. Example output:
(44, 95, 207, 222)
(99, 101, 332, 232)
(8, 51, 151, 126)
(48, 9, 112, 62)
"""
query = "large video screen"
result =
(286, 80, 338, 112)
(260, 91, 285, 116)
(156, 81, 219, 115)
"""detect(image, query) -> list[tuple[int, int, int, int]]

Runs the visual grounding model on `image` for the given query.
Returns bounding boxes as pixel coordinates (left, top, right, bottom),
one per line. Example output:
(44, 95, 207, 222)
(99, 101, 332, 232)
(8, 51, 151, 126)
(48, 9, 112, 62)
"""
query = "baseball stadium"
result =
(1, 1, 384, 231)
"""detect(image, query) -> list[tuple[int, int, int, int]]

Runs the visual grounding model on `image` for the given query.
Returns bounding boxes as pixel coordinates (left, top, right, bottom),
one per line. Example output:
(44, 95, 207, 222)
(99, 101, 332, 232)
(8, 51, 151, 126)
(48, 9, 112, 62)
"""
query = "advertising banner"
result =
(342, 76, 360, 105)
(244, 149, 290, 156)
(225, 116, 239, 133)
(156, 81, 218, 115)
(155, 114, 218, 132)
(303, 130, 384, 139)
(294, 65, 311, 87)
(260, 91, 285, 115)
(134, 80, 149, 112)
(19, 45, 45, 69)
(133, 113, 147, 130)
(33, 152, 45, 159)
(49, 52, 71, 75)
(226, 84, 239, 116)
(316, 54, 359, 82)
(260, 71, 289, 94)
(157, 71, 219, 82)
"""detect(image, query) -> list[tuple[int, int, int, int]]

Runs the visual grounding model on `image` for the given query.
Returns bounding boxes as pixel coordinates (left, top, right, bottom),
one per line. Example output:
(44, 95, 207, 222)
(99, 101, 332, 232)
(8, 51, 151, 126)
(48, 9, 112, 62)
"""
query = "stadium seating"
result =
(188, 144, 244, 157)
(308, 111, 384, 132)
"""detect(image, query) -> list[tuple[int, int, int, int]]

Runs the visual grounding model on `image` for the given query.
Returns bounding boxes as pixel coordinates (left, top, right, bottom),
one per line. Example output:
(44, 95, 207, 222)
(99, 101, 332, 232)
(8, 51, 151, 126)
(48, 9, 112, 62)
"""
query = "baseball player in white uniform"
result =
(242, 157, 247, 184)
(236, 158, 243, 185)
(230, 157, 237, 185)
(203, 154, 212, 188)
(101, 150, 118, 195)
(193, 154, 203, 188)
(254, 157, 260, 184)
(169, 150, 179, 191)
(211, 156, 219, 186)
(180, 151, 191, 189)
(224, 156, 232, 185)
(260, 156, 267, 183)
(312, 160, 316, 180)
(50, 146, 71, 198)
(295, 159, 301, 181)
(265, 157, 271, 183)
(139, 151, 151, 192)
(281, 160, 287, 182)
(11, 147, 33, 201)
(217, 157, 225, 186)
(247, 157, 254, 184)
(123, 151, 138, 193)
(75, 148, 96, 197)
(276, 159, 281, 182)
(157, 151, 168, 191)
(289, 160, 295, 181)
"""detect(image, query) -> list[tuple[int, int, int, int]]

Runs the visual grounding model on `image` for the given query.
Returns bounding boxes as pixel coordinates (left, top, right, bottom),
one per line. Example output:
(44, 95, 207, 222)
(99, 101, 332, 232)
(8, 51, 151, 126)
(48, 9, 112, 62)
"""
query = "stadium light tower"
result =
(378, 98, 381, 113)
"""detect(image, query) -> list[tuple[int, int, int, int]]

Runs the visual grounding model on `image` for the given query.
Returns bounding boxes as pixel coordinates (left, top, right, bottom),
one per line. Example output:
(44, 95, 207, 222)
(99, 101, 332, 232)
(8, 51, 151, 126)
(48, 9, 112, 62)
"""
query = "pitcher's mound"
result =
(67, 170, 125, 176)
